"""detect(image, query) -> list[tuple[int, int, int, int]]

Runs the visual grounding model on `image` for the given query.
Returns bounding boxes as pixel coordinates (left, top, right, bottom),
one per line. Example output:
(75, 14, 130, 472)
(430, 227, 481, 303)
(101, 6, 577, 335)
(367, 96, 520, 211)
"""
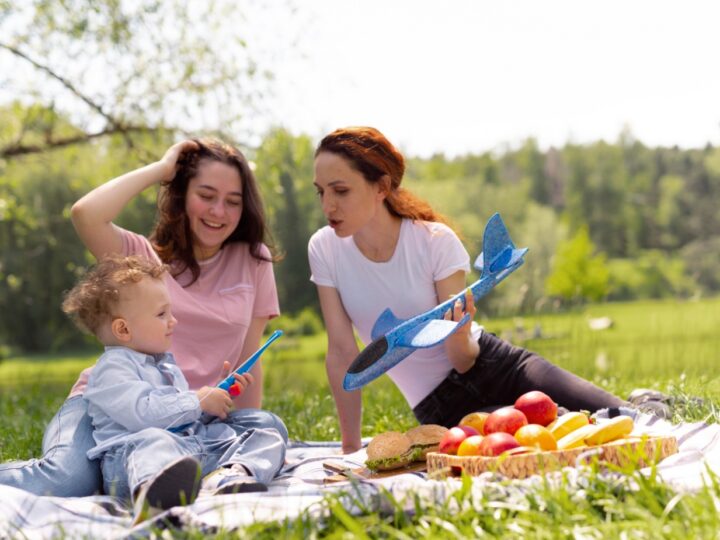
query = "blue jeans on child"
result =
(0, 396, 289, 497)
(102, 426, 286, 499)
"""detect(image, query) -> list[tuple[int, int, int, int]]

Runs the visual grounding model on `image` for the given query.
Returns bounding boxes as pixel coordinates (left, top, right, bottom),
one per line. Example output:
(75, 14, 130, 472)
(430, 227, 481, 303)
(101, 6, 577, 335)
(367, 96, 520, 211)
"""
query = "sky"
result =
(256, 0, 720, 157)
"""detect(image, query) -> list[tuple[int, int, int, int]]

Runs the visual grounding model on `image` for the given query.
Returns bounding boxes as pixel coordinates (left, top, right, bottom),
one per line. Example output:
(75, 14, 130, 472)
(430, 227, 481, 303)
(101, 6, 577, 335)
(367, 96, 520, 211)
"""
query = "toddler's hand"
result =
(196, 386, 234, 419)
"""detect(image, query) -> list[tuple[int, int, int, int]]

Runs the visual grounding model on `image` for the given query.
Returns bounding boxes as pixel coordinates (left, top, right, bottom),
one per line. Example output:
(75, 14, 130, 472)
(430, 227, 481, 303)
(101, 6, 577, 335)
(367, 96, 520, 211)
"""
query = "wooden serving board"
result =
(323, 460, 427, 483)
(426, 435, 678, 479)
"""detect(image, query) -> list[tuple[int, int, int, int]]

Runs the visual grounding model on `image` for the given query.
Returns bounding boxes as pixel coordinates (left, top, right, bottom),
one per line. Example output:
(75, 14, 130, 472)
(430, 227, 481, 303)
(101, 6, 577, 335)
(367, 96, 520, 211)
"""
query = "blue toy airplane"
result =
(342, 213, 528, 391)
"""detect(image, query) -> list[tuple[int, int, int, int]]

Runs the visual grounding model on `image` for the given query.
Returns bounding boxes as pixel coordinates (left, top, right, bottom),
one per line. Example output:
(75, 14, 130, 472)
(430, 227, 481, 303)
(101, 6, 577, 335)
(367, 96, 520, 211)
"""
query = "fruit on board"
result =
(556, 423, 602, 450)
(478, 432, 521, 457)
(513, 424, 558, 451)
(459, 411, 490, 435)
(457, 435, 484, 456)
(547, 411, 590, 441)
(438, 426, 470, 455)
(584, 416, 634, 446)
(484, 407, 528, 436)
(514, 391, 558, 426)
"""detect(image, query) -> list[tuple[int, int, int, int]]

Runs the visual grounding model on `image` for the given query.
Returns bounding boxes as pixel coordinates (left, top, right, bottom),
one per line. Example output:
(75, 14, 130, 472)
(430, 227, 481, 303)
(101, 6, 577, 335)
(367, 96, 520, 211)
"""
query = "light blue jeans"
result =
(0, 395, 289, 497)
(102, 425, 286, 499)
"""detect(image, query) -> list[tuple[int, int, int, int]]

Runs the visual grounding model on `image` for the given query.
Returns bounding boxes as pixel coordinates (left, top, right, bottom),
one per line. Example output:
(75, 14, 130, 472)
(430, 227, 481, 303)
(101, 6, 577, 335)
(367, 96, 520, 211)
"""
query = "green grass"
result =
(1, 297, 719, 536)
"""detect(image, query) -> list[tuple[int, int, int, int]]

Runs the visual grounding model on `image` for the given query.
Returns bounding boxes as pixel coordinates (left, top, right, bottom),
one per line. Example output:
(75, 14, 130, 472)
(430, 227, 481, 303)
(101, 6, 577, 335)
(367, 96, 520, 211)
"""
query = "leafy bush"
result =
(607, 251, 696, 300)
(268, 307, 324, 337)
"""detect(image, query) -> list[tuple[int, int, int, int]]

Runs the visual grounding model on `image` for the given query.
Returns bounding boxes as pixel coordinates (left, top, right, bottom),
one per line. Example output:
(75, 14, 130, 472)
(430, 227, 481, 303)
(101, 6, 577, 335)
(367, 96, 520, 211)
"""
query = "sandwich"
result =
(365, 424, 450, 471)
(365, 431, 418, 471)
(405, 424, 448, 460)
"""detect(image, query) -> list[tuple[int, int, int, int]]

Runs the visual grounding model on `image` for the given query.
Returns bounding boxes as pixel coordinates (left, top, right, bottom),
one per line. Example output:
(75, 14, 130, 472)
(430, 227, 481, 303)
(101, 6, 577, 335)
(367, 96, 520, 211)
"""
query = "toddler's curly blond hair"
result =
(62, 255, 167, 335)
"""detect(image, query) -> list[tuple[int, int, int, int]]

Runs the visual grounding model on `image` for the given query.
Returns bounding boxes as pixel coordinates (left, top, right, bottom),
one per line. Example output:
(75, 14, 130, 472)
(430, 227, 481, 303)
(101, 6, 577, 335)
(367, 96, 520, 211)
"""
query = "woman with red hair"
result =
(309, 126, 627, 453)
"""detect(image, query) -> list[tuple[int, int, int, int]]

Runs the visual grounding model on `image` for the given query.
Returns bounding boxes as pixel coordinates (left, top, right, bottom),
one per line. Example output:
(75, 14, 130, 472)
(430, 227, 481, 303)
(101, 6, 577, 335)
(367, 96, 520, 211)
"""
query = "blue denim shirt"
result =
(84, 346, 202, 460)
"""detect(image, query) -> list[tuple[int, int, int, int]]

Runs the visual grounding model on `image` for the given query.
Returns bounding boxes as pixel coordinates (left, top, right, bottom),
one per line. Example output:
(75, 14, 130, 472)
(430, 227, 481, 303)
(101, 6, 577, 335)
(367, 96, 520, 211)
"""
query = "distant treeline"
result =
(1, 118, 719, 353)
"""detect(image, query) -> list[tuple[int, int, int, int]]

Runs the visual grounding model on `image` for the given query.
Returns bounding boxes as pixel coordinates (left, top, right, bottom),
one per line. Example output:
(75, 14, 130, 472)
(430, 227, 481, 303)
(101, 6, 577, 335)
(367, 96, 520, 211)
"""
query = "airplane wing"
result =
(397, 316, 470, 348)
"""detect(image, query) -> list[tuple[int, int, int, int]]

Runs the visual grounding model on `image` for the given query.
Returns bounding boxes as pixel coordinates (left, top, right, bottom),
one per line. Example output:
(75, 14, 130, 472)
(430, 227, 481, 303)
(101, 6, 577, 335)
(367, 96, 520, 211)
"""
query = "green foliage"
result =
(680, 235, 720, 293)
(253, 128, 323, 314)
(546, 226, 610, 303)
(267, 307, 323, 337)
(0, 111, 168, 351)
(1, 0, 274, 157)
(608, 251, 695, 301)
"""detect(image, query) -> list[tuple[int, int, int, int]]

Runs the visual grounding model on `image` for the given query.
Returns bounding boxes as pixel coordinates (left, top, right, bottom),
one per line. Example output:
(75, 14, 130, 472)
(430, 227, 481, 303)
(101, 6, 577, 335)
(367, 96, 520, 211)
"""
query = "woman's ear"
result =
(111, 318, 132, 342)
(377, 175, 392, 200)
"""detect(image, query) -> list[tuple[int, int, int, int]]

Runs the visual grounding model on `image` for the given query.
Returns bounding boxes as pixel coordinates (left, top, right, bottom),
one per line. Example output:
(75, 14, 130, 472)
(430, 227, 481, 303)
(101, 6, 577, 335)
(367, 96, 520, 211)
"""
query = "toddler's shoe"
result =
(132, 455, 201, 525)
(202, 463, 268, 495)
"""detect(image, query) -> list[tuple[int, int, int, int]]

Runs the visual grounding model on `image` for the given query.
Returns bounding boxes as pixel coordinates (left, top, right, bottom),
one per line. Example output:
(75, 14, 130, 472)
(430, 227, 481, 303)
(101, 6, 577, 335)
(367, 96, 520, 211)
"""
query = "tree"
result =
(254, 129, 322, 314)
(0, 0, 280, 158)
(0, 108, 164, 351)
(546, 226, 609, 304)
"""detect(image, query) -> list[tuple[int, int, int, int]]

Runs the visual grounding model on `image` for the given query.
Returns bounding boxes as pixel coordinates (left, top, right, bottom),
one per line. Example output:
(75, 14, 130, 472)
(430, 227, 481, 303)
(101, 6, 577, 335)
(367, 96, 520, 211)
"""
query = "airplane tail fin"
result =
(473, 213, 527, 277)
(371, 308, 407, 341)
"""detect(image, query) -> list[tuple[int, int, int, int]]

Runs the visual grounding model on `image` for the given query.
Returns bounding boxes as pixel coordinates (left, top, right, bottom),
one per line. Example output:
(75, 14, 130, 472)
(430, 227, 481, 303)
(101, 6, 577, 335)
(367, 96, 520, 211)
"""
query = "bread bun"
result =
(365, 431, 415, 471)
(405, 424, 448, 460)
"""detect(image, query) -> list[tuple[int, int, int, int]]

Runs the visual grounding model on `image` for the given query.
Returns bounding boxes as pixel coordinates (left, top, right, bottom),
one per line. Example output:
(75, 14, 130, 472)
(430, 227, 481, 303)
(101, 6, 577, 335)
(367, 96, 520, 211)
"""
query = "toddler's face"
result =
(117, 277, 177, 354)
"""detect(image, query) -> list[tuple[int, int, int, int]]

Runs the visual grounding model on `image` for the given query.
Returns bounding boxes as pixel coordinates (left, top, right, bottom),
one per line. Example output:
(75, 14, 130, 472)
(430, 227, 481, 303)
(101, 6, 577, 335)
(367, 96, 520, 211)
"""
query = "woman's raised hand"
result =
(158, 140, 199, 181)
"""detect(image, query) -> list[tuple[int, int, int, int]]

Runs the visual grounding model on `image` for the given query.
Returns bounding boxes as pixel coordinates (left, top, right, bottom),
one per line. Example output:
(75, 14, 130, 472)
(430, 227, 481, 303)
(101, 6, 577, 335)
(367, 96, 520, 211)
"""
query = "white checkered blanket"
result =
(1, 411, 718, 539)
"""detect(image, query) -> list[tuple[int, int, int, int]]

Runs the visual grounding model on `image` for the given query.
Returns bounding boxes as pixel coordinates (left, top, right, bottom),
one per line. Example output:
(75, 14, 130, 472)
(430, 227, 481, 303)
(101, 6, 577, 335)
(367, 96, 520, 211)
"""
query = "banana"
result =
(584, 415, 634, 446)
(556, 423, 601, 450)
(547, 411, 590, 441)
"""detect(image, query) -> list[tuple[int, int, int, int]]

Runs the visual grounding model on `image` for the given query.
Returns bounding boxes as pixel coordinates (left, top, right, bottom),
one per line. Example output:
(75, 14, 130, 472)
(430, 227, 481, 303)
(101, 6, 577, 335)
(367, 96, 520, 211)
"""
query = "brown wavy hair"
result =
(315, 126, 448, 224)
(62, 254, 167, 336)
(151, 138, 273, 285)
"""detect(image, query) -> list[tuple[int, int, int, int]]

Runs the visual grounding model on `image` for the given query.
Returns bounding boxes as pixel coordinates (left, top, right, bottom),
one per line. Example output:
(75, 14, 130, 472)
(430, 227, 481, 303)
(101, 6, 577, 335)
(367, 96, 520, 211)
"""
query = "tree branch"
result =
(0, 41, 122, 129)
(1, 126, 159, 158)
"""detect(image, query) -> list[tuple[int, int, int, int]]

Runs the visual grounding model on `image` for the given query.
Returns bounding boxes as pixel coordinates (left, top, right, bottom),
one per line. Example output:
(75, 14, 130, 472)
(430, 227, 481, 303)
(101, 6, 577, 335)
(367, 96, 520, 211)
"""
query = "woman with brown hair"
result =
(0, 139, 288, 495)
(309, 126, 627, 454)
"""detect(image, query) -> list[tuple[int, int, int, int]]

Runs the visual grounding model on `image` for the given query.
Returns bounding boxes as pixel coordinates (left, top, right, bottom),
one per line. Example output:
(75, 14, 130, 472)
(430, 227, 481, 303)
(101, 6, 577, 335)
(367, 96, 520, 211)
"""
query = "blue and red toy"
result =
(218, 329, 283, 396)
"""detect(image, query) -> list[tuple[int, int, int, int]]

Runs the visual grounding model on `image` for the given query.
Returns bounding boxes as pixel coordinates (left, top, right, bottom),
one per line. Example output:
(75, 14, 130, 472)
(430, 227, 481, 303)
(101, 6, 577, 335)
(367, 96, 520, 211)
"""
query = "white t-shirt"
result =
(309, 219, 482, 407)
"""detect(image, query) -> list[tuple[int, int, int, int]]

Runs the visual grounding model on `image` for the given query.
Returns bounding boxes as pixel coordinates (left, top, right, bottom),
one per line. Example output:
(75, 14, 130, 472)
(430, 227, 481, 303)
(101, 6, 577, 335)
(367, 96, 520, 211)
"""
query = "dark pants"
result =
(413, 332, 627, 428)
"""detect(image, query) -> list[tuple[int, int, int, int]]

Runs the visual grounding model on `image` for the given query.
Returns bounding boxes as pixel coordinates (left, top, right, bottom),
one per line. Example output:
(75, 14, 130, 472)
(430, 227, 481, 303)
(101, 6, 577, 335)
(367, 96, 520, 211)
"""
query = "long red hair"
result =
(315, 127, 448, 224)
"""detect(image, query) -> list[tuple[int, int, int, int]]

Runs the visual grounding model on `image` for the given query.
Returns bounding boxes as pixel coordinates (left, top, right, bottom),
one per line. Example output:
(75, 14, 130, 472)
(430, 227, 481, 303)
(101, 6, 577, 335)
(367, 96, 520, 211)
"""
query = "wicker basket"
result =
(426, 435, 677, 479)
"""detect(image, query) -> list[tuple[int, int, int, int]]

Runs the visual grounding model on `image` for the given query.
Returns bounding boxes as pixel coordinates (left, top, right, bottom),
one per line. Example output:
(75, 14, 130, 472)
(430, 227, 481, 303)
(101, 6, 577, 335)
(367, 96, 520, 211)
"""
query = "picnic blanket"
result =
(1, 410, 718, 539)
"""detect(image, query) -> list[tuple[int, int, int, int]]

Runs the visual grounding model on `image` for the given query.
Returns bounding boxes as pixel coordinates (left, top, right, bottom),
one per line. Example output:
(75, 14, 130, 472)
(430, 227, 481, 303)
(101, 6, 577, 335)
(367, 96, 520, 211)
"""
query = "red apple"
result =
(458, 425, 480, 437)
(483, 407, 528, 436)
(438, 426, 469, 455)
(479, 432, 521, 457)
(514, 391, 558, 426)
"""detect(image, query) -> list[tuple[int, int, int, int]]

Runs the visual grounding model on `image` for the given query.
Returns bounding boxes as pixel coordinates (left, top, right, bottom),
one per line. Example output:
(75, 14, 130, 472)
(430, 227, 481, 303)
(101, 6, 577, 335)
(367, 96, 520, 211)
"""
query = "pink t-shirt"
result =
(70, 229, 279, 396)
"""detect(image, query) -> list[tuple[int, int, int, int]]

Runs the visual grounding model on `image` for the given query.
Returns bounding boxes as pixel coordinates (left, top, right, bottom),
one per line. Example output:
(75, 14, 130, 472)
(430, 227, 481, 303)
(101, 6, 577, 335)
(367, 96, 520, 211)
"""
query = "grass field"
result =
(1, 297, 719, 536)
